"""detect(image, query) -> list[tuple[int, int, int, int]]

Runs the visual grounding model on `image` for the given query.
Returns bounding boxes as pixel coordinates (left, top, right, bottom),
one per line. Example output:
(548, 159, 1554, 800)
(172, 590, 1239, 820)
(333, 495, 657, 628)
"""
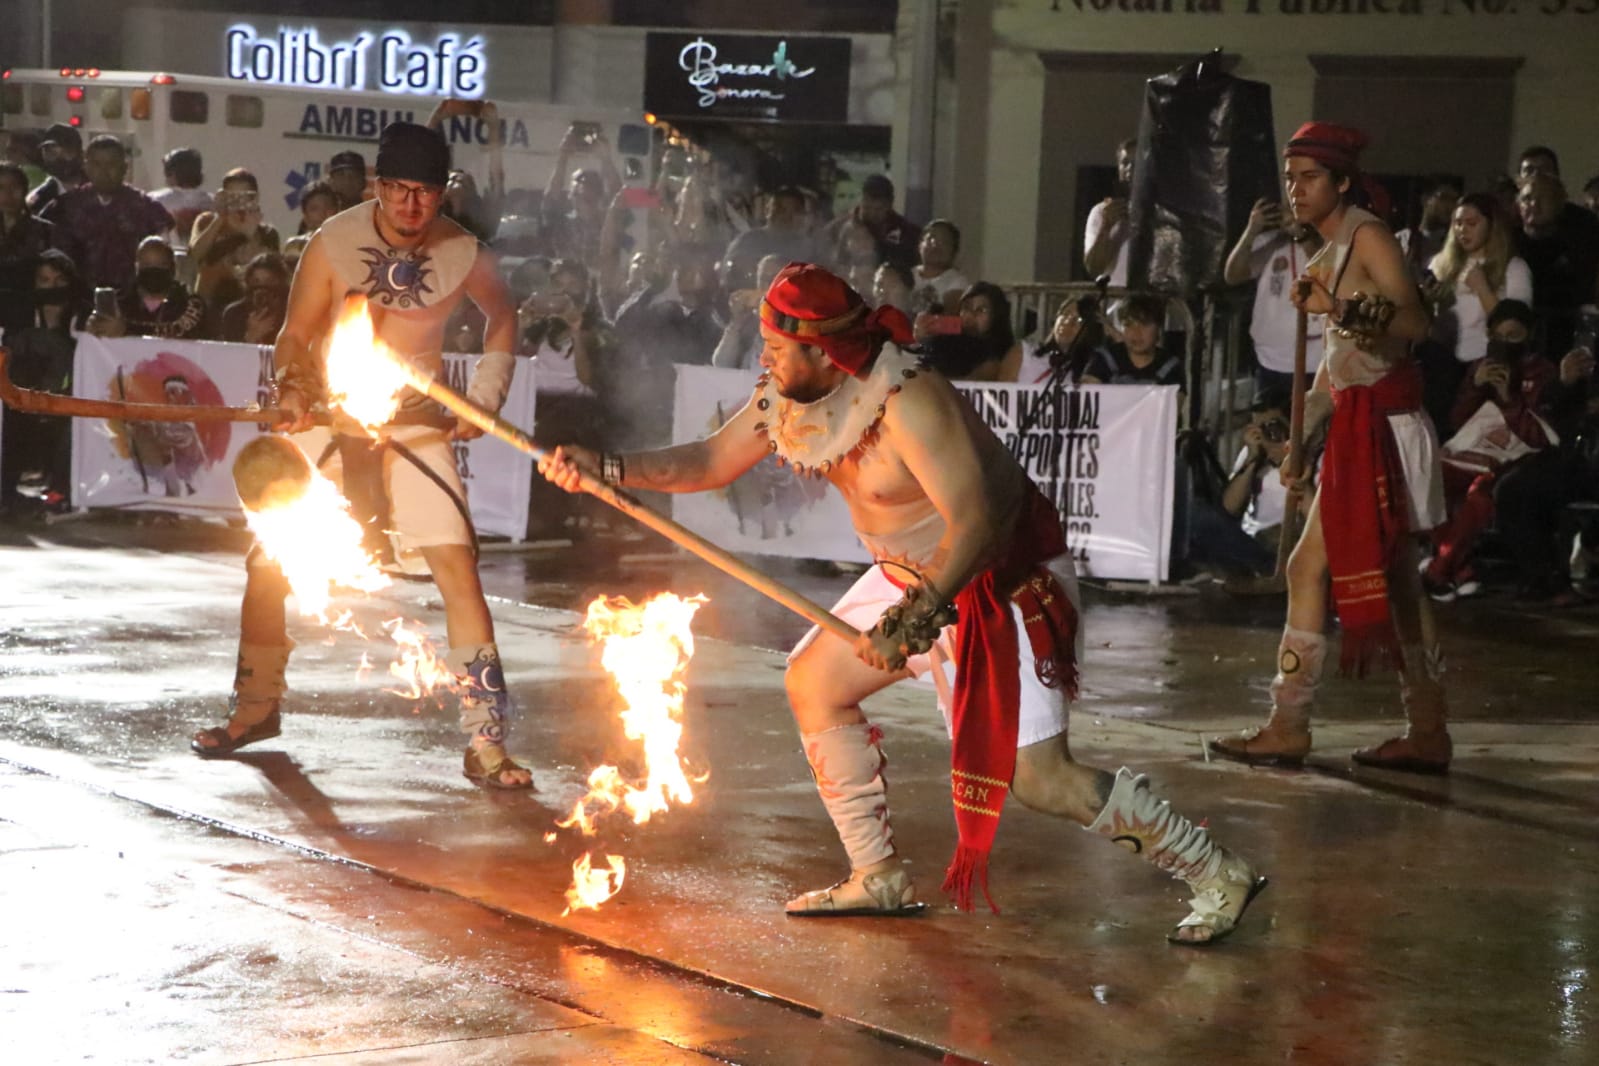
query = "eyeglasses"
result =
(377, 179, 444, 206)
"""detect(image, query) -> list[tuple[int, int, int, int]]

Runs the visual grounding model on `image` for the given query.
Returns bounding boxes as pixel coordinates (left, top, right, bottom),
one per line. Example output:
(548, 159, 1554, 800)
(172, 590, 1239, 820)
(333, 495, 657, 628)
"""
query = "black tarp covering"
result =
(1125, 54, 1279, 296)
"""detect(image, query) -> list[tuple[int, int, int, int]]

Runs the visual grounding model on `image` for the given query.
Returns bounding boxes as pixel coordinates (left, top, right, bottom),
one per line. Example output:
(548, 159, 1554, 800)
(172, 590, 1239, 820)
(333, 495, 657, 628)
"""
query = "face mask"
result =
(1486, 338, 1527, 362)
(34, 287, 72, 307)
(136, 266, 174, 292)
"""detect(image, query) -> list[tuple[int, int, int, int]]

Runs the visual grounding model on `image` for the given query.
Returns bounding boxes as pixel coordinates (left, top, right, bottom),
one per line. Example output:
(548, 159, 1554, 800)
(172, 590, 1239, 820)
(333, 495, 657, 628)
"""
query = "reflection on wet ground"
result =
(2, 516, 1598, 1065)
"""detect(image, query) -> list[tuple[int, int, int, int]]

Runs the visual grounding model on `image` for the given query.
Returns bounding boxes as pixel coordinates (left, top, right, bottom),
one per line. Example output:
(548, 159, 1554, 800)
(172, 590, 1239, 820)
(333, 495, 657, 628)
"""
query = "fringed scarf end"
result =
(942, 845, 1000, 914)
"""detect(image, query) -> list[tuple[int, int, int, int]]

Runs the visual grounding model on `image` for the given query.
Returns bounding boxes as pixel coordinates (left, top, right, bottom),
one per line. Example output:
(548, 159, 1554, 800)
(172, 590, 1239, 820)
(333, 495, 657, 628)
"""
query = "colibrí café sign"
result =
(224, 23, 487, 98)
(643, 32, 852, 123)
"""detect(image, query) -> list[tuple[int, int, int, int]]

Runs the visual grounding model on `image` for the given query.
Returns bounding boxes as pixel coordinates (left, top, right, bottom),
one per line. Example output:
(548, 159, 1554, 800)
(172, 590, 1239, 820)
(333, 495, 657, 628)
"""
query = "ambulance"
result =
(0, 67, 660, 237)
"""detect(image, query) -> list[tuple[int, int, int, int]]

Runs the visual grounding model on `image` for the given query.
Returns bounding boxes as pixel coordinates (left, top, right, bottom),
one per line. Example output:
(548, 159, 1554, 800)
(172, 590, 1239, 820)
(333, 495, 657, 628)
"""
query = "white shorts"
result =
(790, 558, 1085, 749)
(1387, 412, 1446, 532)
(248, 425, 472, 573)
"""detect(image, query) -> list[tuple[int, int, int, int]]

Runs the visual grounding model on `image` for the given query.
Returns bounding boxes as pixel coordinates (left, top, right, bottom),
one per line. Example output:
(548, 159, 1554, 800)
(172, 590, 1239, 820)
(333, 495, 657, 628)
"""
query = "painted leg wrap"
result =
(1209, 627, 1322, 764)
(802, 722, 896, 871)
(447, 643, 512, 745)
(233, 642, 291, 709)
(1352, 642, 1453, 774)
(1267, 626, 1326, 732)
(1087, 768, 1224, 883)
(1087, 768, 1264, 943)
(1400, 643, 1448, 727)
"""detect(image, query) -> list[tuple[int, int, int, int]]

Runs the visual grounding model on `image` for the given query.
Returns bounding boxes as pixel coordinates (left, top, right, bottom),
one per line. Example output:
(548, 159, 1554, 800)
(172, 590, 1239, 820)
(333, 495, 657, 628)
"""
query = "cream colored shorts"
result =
(247, 425, 472, 574)
(789, 557, 1084, 748)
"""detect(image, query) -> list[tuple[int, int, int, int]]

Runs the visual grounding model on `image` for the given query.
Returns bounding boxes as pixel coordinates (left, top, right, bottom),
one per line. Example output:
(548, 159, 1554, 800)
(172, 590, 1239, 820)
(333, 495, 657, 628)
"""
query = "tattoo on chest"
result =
(358, 245, 435, 309)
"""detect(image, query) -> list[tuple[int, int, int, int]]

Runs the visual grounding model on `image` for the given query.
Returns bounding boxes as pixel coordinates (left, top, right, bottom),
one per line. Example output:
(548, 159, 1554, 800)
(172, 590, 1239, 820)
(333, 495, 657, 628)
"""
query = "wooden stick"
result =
(397, 364, 863, 643)
(0, 349, 296, 424)
(1274, 296, 1311, 578)
(0, 349, 446, 429)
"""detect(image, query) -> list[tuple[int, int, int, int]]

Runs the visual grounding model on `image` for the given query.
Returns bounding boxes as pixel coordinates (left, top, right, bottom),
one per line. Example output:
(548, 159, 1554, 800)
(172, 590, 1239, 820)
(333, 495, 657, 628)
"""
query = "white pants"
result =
(790, 558, 1084, 748)
(247, 425, 472, 574)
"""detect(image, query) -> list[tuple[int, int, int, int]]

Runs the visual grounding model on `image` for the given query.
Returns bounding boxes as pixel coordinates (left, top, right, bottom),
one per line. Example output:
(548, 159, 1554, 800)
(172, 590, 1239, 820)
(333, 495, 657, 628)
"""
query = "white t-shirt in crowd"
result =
(1084, 200, 1129, 287)
(150, 186, 214, 251)
(913, 265, 972, 308)
(530, 336, 592, 397)
(1246, 231, 1325, 375)
(1013, 339, 1051, 385)
(1426, 254, 1534, 364)
(1232, 447, 1288, 536)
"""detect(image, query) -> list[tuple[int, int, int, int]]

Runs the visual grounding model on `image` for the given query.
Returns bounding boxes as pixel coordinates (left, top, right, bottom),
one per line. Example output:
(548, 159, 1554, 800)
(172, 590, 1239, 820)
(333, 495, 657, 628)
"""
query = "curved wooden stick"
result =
(0, 349, 444, 428)
(396, 363, 862, 643)
(0, 349, 294, 423)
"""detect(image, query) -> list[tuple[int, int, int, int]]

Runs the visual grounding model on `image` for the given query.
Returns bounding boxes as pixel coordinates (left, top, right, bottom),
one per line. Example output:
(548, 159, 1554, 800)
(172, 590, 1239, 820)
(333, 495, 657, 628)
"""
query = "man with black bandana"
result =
(190, 122, 532, 791)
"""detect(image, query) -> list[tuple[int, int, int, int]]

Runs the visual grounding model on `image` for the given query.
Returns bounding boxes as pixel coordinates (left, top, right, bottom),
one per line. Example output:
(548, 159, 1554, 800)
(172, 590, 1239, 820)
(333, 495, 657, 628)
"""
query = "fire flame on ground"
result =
(556, 592, 707, 915)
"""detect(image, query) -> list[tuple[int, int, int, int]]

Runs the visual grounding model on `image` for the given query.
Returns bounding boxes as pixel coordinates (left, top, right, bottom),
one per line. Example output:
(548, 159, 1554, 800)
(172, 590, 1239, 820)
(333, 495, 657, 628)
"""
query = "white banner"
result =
(671, 367, 1176, 582)
(69, 336, 534, 541)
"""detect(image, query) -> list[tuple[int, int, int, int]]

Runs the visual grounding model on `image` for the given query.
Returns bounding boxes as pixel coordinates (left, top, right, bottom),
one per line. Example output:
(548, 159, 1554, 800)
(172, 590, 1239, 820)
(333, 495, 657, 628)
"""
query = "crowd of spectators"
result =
(1, 107, 1595, 604)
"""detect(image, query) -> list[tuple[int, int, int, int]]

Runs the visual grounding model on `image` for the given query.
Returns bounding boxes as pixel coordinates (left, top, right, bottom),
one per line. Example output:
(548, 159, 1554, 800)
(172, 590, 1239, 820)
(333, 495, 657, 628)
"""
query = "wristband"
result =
(600, 453, 625, 487)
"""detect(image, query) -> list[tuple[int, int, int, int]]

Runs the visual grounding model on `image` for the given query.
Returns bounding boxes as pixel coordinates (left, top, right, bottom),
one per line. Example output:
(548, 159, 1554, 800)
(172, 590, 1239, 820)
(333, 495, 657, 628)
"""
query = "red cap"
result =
(760, 263, 913, 374)
(1284, 121, 1369, 173)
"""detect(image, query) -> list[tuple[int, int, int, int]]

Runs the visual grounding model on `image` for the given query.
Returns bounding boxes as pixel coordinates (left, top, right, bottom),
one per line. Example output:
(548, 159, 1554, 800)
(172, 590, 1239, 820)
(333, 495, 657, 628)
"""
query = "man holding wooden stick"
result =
(1211, 123, 1453, 774)
(541, 264, 1265, 943)
(188, 121, 534, 790)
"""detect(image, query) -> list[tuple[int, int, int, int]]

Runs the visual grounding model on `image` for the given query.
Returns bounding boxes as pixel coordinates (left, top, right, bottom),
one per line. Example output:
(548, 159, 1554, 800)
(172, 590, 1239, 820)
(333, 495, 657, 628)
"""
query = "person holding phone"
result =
(1224, 195, 1327, 397)
(543, 121, 623, 265)
(189, 168, 281, 335)
(87, 235, 206, 341)
(219, 252, 291, 344)
(428, 98, 505, 243)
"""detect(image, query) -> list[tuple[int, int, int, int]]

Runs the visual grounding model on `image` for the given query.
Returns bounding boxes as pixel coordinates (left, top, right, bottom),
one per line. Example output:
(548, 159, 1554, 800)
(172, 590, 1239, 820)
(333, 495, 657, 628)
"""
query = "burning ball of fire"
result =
(552, 592, 707, 913)
(233, 435, 314, 512)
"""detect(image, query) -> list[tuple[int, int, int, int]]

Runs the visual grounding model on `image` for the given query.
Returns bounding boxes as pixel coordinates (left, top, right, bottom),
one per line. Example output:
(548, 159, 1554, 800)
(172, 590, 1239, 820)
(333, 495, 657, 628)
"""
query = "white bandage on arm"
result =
(464, 351, 516, 412)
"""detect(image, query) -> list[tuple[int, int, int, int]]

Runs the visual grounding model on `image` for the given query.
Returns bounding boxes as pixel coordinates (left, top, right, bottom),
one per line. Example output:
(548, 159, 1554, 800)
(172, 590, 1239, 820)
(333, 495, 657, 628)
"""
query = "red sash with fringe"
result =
(1322, 363, 1423, 676)
(939, 487, 1080, 913)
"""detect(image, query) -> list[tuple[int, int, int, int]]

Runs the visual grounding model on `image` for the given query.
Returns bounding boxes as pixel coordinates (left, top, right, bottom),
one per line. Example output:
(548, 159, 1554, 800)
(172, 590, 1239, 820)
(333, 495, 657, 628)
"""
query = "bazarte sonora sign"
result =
(643, 32, 852, 123)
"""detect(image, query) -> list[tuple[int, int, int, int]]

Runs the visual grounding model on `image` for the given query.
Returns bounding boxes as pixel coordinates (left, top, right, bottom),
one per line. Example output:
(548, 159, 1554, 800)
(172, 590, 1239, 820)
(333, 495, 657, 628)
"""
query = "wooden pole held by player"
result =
(1274, 287, 1311, 578)
(396, 364, 862, 644)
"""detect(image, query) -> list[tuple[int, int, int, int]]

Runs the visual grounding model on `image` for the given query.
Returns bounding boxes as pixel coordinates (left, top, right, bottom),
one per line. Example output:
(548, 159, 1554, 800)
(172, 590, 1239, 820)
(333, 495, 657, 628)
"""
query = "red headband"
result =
(1284, 121, 1369, 173)
(761, 262, 913, 374)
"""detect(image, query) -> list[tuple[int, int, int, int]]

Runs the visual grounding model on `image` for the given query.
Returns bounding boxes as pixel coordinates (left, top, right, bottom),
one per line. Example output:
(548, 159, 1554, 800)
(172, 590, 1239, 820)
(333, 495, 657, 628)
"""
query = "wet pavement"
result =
(3, 513, 1599, 1065)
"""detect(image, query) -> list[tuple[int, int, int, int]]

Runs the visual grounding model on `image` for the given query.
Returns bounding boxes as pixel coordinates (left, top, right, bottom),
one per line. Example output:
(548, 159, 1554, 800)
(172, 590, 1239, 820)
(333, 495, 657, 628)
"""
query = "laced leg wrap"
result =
(802, 722, 896, 870)
(447, 643, 512, 745)
(1086, 768, 1223, 885)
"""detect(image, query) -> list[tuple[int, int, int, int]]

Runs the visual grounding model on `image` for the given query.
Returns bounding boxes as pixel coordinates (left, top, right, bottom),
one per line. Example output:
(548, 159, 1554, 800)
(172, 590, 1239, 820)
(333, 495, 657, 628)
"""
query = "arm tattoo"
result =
(624, 443, 712, 491)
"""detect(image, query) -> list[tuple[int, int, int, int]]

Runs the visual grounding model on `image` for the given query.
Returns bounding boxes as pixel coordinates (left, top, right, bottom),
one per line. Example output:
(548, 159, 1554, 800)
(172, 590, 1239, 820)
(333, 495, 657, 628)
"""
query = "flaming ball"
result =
(233, 435, 313, 512)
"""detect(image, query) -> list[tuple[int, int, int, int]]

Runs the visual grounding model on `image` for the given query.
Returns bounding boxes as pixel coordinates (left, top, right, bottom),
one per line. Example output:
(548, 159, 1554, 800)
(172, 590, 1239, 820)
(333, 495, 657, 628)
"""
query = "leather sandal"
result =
(1207, 726, 1310, 768)
(1351, 734, 1451, 776)
(785, 867, 926, 918)
(1169, 864, 1270, 947)
(463, 743, 535, 791)
(191, 704, 282, 757)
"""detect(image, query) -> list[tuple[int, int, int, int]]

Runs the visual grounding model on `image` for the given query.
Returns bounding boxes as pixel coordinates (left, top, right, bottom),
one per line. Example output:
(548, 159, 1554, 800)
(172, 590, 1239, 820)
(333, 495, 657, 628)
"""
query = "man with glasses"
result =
(191, 122, 533, 791)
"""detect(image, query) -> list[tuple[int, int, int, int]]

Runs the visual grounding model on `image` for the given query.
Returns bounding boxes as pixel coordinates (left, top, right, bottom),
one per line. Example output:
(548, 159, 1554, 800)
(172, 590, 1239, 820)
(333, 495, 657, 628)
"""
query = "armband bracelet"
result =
(600, 453, 625, 487)
(873, 582, 959, 655)
(1331, 292, 1397, 344)
(271, 363, 323, 404)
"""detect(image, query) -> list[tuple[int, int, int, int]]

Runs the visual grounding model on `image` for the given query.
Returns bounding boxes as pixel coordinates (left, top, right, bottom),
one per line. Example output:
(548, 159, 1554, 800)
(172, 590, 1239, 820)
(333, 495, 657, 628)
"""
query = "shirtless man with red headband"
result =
(542, 263, 1264, 944)
(1211, 123, 1454, 773)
